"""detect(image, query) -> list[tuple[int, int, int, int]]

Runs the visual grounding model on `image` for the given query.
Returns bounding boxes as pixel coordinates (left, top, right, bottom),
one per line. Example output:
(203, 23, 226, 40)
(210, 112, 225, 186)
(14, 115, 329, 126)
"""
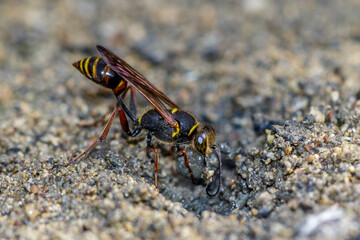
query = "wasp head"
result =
(193, 124, 216, 157)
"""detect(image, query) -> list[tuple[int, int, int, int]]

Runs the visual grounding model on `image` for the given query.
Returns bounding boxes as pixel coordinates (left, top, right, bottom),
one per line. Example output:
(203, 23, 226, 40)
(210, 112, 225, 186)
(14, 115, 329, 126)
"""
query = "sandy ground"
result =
(1, 0, 360, 239)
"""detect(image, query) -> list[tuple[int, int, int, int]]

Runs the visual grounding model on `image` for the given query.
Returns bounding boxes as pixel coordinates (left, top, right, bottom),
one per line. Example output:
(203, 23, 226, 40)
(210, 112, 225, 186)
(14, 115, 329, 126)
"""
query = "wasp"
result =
(67, 45, 222, 196)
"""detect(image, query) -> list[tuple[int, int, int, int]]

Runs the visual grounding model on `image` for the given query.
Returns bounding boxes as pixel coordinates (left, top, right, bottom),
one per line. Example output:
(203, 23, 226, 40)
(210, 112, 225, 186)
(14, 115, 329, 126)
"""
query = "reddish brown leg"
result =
(178, 149, 195, 183)
(116, 94, 142, 138)
(118, 105, 131, 135)
(118, 86, 137, 135)
(78, 85, 136, 129)
(61, 106, 121, 168)
(149, 148, 159, 187)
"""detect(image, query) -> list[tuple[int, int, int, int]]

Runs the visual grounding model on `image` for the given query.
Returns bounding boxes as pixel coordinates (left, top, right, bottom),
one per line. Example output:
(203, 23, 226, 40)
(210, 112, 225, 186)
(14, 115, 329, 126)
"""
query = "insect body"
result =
(68, 45, 222, 196)
(128, 108, 221, 193)
(138, 109, 218, 171)
(140, 109, 198, 140)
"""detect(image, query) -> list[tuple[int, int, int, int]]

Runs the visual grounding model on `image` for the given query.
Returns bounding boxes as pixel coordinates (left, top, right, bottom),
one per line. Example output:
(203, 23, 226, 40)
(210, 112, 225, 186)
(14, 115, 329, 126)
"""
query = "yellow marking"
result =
(172, 126, 180, 138)
(188, 122, 199, 136)
(84, 57, 91, 78)
(79, 59, 84, 73)
(171, 108, 178, 114)
(116, 80, 124, 88)
(138, 115, 142, 124)
(92, 57, 100, 80)
(103, 66, 109, 82)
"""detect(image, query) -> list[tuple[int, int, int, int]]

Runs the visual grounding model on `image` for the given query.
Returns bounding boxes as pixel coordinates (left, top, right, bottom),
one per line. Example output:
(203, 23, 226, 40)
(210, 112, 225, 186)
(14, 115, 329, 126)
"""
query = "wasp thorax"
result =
(193, 124, 216, 156)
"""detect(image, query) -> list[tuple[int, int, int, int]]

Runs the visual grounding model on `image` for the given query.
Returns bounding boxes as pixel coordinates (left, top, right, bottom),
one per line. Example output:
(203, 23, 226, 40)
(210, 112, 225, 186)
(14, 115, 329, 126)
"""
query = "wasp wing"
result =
(96, 45, 179, 128)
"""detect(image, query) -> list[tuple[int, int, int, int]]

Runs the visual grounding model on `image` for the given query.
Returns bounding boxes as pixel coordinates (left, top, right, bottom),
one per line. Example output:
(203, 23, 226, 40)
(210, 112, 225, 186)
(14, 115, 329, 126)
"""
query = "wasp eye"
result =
(194, 133, 207, 155)
(194, 124, 216, 156)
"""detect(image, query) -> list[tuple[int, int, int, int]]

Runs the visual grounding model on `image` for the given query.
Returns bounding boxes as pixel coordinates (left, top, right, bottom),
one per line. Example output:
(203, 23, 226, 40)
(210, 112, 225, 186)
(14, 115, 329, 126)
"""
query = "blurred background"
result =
(1, 0, 360, 239)
(2, 0, 360, 147)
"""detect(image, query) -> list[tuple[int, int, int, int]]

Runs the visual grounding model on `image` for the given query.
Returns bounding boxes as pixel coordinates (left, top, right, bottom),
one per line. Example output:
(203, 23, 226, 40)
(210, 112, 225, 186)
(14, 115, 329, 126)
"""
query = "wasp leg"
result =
(145, 132, 159, 188)
(118, 88, 131, 136)
(118, 110, 143, 137)
(178, 149, 195, 183)
(118, 86, 139, 136)
(148, 147, 159, 188)
(117, 105, 142, 137)
(119, 85, 137, 116)
(77, 84, 136, 130)
(118, 107, 131, 136)
(115, 93, 136, 122)
(53, 106, 122, 170)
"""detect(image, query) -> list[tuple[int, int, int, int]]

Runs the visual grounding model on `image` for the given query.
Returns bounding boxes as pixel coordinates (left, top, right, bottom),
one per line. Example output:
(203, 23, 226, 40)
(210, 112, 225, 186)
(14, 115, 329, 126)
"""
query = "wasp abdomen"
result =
(72, 57, 126, 95)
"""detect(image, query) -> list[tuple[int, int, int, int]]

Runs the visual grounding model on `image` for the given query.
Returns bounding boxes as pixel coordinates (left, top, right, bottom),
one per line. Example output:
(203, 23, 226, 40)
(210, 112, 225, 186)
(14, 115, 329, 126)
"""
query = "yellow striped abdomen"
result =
(72, 57, 127, 95)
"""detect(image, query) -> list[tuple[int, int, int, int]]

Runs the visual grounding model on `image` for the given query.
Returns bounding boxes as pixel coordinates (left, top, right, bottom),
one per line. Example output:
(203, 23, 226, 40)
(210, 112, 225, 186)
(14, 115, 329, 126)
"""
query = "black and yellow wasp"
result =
(67, 45, 222, 196)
